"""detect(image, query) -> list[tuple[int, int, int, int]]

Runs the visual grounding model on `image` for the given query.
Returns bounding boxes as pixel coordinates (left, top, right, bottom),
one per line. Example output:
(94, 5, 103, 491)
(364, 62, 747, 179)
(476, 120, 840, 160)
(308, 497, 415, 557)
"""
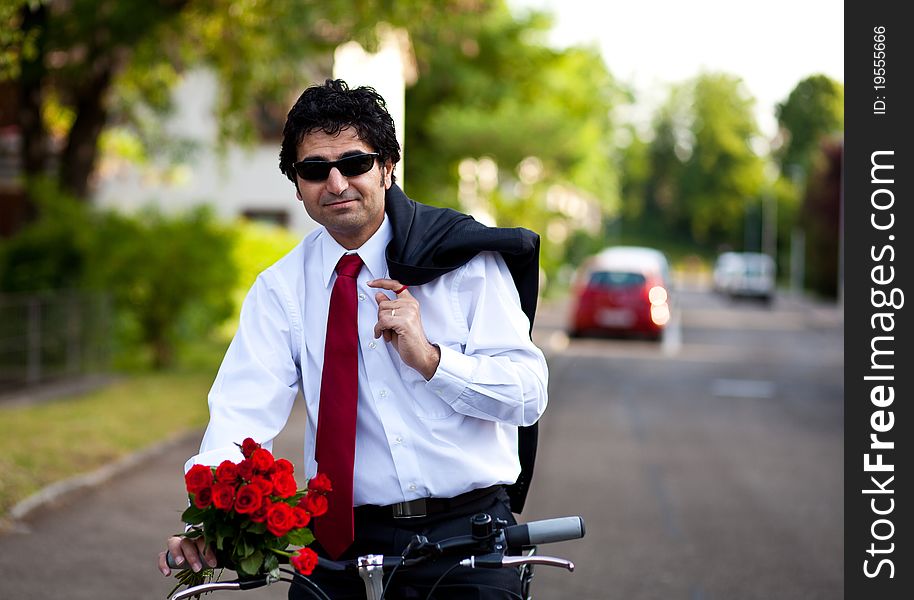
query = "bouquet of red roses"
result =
(172, 437, 330, 591)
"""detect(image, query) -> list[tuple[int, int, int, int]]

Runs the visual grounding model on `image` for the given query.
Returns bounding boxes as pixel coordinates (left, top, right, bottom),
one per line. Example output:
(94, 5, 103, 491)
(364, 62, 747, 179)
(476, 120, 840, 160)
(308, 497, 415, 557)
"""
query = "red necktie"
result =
(314, 253, 363, 559)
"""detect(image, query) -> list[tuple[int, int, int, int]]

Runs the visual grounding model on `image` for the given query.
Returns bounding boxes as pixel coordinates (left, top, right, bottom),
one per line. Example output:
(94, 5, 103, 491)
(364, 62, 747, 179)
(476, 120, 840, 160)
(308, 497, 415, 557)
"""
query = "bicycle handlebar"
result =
(166, 514, 585, 571)
(166, 513, 585, 600)
(503, 516, 585, 548)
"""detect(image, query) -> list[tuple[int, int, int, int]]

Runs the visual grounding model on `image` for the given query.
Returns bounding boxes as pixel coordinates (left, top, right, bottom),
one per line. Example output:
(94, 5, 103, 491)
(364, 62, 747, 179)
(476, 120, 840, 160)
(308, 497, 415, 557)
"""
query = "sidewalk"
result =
(0, 403, 307, 599)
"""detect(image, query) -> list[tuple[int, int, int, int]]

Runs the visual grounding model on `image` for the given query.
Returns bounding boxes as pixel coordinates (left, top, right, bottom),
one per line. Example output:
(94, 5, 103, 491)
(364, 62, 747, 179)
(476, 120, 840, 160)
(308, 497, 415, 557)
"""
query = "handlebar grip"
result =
(503, 516, 585, 548)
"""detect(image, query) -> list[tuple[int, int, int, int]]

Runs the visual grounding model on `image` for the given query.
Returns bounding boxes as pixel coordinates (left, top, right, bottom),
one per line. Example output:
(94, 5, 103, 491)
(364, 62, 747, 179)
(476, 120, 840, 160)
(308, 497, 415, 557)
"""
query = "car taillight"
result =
(648, 285, 668, 305)
(647, 285, 670, 326)
(650, 303, 671, 326)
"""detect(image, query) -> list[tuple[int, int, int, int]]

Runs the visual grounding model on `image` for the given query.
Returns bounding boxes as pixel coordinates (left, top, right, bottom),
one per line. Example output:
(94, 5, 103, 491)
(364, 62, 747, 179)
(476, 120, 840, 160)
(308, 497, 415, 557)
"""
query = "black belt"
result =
(355, 485, 503, 520)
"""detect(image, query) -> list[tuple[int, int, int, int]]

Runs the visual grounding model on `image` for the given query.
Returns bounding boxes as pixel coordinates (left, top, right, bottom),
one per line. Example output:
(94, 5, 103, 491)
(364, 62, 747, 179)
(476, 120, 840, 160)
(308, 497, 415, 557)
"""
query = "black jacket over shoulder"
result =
(383, 184, 541, 513)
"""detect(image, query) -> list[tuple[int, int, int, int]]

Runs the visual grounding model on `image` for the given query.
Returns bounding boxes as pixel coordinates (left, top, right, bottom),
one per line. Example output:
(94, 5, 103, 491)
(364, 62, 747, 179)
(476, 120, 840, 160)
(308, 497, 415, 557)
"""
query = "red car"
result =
(568, 246, 672, 340)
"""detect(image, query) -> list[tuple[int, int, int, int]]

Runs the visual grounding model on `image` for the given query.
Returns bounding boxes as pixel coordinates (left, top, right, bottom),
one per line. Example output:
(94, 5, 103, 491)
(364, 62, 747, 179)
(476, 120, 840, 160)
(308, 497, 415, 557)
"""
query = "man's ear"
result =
(295, 180, 303, 201)
(382, 160, 394, 189)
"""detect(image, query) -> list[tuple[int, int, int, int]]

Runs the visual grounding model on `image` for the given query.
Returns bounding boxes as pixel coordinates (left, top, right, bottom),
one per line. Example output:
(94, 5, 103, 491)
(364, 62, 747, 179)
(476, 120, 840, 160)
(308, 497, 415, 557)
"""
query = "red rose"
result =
(271, 471, 297, 499)
(237, 458, 255, 481)
(251, 448, 275, 473)
(251, 475, 274, 496)
(234, 484, 263, 514)
(211, 483, 235, 511)
(290, 547, 319, 575)
(250, 497, 272, 523)
(266, 502, 296, 537)
(240, 437, 260, 459)
(293, 506, 311, 528)
(307, 473, 332, 494)
(273, 458, 294, 474)
(185, 464, 214, 494)
(301, 492, 328, 517)
(193, 486, 213, 509)
(215, 460, 239, 484)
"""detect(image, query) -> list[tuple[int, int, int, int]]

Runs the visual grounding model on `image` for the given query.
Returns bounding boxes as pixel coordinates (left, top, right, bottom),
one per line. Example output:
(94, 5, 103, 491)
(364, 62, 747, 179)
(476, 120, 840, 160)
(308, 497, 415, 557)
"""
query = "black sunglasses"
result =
(293, 153, 379, 181)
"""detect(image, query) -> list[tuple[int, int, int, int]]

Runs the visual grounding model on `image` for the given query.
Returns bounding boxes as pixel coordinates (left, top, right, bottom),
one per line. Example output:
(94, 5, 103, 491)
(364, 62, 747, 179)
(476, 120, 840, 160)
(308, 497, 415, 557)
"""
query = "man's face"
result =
(294, 127, 393, 249)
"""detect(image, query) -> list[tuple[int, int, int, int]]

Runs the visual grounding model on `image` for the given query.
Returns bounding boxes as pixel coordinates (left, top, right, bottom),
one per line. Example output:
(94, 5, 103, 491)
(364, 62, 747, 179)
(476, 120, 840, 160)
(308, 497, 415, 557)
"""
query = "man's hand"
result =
(157, 535, 217, 576)
(369, 279, 441, 380)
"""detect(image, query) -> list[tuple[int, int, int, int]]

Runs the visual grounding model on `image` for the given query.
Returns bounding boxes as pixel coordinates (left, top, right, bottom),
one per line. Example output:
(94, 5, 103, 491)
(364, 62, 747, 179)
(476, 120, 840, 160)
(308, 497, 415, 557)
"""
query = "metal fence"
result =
(0, 291, 112, 392)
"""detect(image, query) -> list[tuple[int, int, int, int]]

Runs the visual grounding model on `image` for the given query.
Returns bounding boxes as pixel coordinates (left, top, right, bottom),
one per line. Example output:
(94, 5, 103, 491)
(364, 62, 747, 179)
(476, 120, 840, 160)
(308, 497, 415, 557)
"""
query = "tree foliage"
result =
(403, 1, 621, 286)
(406, 4, 619, 207)
(1, 0, 474, 205)
(634, 73, 765, 248)
(775, 74, 844, 177)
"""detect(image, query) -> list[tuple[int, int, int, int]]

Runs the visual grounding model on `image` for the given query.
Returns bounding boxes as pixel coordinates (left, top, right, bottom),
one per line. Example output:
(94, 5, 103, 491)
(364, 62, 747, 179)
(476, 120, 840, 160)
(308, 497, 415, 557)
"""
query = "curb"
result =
(5, 429, 200, 526)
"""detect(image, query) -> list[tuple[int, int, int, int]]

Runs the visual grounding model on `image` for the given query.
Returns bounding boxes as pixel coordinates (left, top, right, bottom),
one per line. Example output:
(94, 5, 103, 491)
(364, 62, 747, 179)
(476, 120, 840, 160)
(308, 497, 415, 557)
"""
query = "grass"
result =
(0, 336, 229, 518)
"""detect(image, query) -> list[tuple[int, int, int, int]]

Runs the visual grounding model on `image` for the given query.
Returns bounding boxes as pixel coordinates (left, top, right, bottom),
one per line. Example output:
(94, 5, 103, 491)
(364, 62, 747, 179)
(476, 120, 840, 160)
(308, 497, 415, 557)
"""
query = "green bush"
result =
(0, 180, 94, 292)
(0, 182, 239, 369)
(91, 207, 238, 368)
(230, 219, 302, 309)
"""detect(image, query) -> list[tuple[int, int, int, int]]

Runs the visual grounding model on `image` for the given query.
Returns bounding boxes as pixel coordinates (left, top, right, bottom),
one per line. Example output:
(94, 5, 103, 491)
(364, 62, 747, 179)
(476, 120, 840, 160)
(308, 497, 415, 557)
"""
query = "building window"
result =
(241, 208, 289, 227)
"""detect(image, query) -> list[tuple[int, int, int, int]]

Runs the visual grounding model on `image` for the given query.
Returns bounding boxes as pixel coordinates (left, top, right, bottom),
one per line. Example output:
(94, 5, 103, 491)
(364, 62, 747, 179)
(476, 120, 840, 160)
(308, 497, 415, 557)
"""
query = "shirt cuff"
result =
(425, 344, 476, 405)
(183, 446, 245, 474)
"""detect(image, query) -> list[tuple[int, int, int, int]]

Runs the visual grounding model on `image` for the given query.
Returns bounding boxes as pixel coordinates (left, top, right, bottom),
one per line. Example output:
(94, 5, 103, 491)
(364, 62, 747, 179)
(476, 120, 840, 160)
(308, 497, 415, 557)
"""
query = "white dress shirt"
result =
(186, 215, 548, 506)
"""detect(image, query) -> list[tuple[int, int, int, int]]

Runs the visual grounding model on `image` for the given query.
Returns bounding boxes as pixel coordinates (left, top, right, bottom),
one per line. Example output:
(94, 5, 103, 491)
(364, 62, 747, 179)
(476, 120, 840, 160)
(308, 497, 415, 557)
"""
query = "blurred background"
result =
(0, 1, 843, 598)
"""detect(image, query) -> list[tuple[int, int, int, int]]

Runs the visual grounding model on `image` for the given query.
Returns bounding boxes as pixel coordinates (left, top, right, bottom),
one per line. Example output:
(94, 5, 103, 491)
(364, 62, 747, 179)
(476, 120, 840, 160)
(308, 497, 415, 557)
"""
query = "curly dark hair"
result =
(279, 79, 400, 185)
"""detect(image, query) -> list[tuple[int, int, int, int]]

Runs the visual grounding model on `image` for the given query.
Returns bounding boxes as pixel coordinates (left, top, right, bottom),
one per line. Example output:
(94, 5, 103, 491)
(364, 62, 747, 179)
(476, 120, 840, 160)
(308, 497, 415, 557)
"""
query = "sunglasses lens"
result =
(294, 154, 377, 181)
(337, 154, 377, 177)
(295, 162, 331, 181)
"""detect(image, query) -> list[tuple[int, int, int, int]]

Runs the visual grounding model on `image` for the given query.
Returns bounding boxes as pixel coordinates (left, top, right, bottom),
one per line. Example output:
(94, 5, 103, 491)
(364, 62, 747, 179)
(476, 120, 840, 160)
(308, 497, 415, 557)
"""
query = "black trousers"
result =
(289, 487, 522, 600)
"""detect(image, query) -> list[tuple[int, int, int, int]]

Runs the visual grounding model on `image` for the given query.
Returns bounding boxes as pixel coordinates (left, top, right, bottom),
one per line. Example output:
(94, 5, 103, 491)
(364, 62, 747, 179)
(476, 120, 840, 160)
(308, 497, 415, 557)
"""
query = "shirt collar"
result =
(319, 215, 392, 288)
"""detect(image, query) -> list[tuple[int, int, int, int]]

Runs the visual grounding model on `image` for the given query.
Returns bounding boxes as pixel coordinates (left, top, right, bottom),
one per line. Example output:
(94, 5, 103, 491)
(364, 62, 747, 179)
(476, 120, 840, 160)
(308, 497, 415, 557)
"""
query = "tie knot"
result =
(335, 254, 363, 278)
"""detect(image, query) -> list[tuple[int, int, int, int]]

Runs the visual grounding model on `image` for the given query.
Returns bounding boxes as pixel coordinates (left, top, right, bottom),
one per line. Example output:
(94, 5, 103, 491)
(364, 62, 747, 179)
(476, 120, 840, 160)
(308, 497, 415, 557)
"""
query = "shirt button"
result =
(379, 390, 388, 399)
(408, 483, 417, 492)
(368, 341, 377, 349)
(394, 436, 403, 444)
(358, 293, 366, 301)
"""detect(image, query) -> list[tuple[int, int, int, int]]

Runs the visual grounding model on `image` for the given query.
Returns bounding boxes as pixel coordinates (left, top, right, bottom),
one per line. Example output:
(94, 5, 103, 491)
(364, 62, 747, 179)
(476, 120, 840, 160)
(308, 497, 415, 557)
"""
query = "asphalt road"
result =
(0, 285, 843, 599)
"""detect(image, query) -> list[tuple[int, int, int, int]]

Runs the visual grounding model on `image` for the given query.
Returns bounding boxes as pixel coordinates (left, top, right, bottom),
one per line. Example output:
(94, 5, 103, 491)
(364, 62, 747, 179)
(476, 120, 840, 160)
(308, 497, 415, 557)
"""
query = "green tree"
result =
(772, 75, 843, 291)
(407, 5, 619, 206)
(639, 87, 690, 239)
(403, 1, 621, 285)
(642, 73, 766, 248)
(681, 73, 766, 245)
(1, 0, 474, 210)
(774, 74, 844, 177)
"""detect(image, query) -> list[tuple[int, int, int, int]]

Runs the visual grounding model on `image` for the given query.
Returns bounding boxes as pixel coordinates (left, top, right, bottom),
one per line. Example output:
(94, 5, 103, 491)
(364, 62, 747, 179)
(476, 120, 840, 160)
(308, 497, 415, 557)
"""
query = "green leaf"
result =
(180, 505, 207, 524)
(239, 536, 254, 559)
(263, 553, 279, 573)
(214, 522, 234, 551)
(238, 550, 264, 576)
(285, 528, 314, 547)
(246, 521, 267, 535)
(180, 529, 203, 539)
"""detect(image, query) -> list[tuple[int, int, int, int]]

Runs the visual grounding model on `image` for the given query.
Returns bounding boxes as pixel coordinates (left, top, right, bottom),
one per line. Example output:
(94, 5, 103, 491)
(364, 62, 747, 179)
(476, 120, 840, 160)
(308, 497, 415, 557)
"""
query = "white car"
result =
(713, 252, 775, 303)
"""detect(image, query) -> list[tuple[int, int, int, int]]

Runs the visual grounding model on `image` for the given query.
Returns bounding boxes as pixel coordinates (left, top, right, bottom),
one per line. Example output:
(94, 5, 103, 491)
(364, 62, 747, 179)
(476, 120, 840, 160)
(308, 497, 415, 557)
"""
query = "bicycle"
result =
(167, 512, 585, 600)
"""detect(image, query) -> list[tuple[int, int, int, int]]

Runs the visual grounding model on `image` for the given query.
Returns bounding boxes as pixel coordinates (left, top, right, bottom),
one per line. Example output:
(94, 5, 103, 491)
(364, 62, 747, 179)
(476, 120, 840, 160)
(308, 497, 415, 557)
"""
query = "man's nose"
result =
(326, 167, 349, 195)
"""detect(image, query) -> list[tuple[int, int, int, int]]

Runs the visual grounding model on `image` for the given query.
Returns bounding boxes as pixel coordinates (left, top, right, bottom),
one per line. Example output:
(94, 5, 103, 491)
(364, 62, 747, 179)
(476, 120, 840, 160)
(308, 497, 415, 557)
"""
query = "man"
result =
(159, 79, 548, 599)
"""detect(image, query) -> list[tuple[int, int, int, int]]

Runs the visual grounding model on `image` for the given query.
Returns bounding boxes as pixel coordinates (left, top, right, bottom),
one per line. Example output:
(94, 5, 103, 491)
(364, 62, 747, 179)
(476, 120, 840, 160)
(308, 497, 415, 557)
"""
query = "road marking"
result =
(662, 307, 683, 355)
(711, 379, 776, 399)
